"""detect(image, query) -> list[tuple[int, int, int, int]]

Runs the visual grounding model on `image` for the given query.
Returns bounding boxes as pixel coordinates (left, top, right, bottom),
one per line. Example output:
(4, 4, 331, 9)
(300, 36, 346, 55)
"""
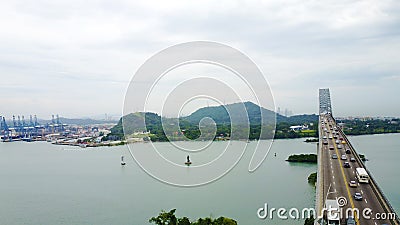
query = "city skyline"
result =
(1, 1, 400, 118)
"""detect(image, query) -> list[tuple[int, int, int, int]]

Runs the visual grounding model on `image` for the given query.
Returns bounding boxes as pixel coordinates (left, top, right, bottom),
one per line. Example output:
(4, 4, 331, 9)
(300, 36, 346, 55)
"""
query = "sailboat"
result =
(121, 155, 126, 165)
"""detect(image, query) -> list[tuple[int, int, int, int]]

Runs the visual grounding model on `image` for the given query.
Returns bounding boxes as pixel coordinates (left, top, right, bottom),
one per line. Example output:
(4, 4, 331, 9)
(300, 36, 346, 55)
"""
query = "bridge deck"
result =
(316, 114, 399, 225)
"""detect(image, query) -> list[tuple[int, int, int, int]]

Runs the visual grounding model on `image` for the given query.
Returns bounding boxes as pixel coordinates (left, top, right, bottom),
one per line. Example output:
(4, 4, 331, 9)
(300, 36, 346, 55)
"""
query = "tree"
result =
(214, 217, 237, 225)
(304, 214, 314, 225)
(149, 209, 177, 225)
(178, 217, 191, 225)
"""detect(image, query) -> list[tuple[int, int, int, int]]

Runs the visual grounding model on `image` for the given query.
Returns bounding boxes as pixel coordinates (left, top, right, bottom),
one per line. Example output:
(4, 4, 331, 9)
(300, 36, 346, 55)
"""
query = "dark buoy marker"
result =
(185, 155, 192, 166)
(121, 155, 126, 165)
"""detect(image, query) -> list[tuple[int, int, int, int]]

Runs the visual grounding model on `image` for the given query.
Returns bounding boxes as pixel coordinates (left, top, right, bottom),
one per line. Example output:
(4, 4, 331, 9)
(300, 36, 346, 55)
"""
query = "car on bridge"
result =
(337, 144, 342, 149)
(346, 216, 356, 225)
(332, 154, 338, 159)
(346, 149, 351, 154)
(349, 180, 357, 187)
(341, 155, 347, 160)
(354, 192, 363, 201)
(329, 145, 334, 150)
(350, 157, 356, 162)
(344, 162, 350, 168)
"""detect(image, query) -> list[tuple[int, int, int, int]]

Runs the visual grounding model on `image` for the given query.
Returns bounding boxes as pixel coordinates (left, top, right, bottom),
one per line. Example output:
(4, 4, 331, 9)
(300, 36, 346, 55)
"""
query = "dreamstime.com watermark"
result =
(257, 203, 315, 220)
(257, 198, 397, 221)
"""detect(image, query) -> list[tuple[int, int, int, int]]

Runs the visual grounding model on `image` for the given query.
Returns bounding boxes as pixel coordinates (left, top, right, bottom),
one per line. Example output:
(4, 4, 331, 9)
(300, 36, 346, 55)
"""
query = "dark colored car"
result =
(354, 192, 363, 201)
(344, 162, 350, 168)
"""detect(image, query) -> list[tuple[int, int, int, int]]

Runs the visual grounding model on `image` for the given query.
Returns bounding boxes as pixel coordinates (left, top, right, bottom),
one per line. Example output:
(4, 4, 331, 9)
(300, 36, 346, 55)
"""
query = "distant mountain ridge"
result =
(111, 102, 318, 137)
(182, 101, 280, 125)
(182, 101, 318, 125)
(277, 114, 319, 124)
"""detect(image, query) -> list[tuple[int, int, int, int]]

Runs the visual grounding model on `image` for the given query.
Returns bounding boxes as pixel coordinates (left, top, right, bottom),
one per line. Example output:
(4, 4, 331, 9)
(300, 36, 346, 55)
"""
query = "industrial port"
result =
(0, 114, 121, 147)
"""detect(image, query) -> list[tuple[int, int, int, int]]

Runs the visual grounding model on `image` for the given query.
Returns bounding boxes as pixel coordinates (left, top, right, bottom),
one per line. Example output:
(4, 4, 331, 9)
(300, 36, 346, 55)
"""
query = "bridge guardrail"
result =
(338, 126, 399, 225)
(315, 116, 324, 225)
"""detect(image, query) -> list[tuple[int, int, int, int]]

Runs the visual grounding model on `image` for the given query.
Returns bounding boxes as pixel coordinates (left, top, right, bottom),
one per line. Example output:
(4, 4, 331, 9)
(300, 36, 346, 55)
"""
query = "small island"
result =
(286, 154, 317, 163)
(308, 172, 317, 185)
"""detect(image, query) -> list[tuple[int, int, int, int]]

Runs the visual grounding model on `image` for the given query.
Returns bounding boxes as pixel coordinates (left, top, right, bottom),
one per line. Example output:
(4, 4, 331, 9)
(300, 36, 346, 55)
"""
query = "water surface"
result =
(0, 135, 397, 225)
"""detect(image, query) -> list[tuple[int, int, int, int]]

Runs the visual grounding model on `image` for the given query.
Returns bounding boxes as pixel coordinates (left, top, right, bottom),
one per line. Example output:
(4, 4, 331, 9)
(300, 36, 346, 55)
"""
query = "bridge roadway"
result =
(317, 114, 398, 225)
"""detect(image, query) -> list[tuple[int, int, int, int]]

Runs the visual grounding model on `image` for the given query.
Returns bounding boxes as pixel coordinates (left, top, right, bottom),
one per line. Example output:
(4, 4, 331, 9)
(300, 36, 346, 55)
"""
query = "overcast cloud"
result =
(0, 0, 399, 119)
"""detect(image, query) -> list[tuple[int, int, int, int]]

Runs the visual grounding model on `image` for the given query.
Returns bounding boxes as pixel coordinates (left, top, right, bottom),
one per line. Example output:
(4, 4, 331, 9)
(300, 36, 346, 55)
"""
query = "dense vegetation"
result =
(106, 102, 318, 141)
(149, 209, 237, 225)
(274, 122, 318, 139)
(286, 154, 317, 163)
(308, 172, 317, 184)
(341, 118, 400, 136)
(304, 215, 315, 225)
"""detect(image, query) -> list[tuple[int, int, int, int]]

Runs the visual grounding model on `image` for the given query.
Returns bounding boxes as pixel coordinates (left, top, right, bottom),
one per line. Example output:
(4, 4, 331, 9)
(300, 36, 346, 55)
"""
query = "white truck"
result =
(356, 167, 369, 183)
(326, 199, 340, 225)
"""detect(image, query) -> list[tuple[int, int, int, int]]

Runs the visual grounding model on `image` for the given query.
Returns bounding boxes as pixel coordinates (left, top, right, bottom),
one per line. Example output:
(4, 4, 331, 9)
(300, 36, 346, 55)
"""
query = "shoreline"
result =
(2, 132, 399, 147)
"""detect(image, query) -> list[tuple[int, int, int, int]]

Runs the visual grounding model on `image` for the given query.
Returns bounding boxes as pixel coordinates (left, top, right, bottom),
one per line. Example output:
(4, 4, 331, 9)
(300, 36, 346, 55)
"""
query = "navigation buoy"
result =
(121, 155, 126, 165)
(185, 155, 191, 166)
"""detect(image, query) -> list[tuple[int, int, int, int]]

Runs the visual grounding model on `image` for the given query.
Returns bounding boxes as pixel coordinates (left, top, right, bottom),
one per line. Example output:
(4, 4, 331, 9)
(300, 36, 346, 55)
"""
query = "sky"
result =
(0, 0, 400, 120)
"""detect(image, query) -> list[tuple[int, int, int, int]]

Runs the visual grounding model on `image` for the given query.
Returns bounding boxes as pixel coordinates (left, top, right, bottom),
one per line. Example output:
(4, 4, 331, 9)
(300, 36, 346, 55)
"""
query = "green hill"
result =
(108, 102, 319, 140)
(110, 112, 161, 136)
(277, 114, 318, 124)
(183, 101, 281, 126)
(183, 101, 317, 125)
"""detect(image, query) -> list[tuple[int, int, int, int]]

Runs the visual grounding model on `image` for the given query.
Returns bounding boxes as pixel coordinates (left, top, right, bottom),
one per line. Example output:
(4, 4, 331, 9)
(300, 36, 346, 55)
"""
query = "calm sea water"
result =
(0, 134, 398, 225)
